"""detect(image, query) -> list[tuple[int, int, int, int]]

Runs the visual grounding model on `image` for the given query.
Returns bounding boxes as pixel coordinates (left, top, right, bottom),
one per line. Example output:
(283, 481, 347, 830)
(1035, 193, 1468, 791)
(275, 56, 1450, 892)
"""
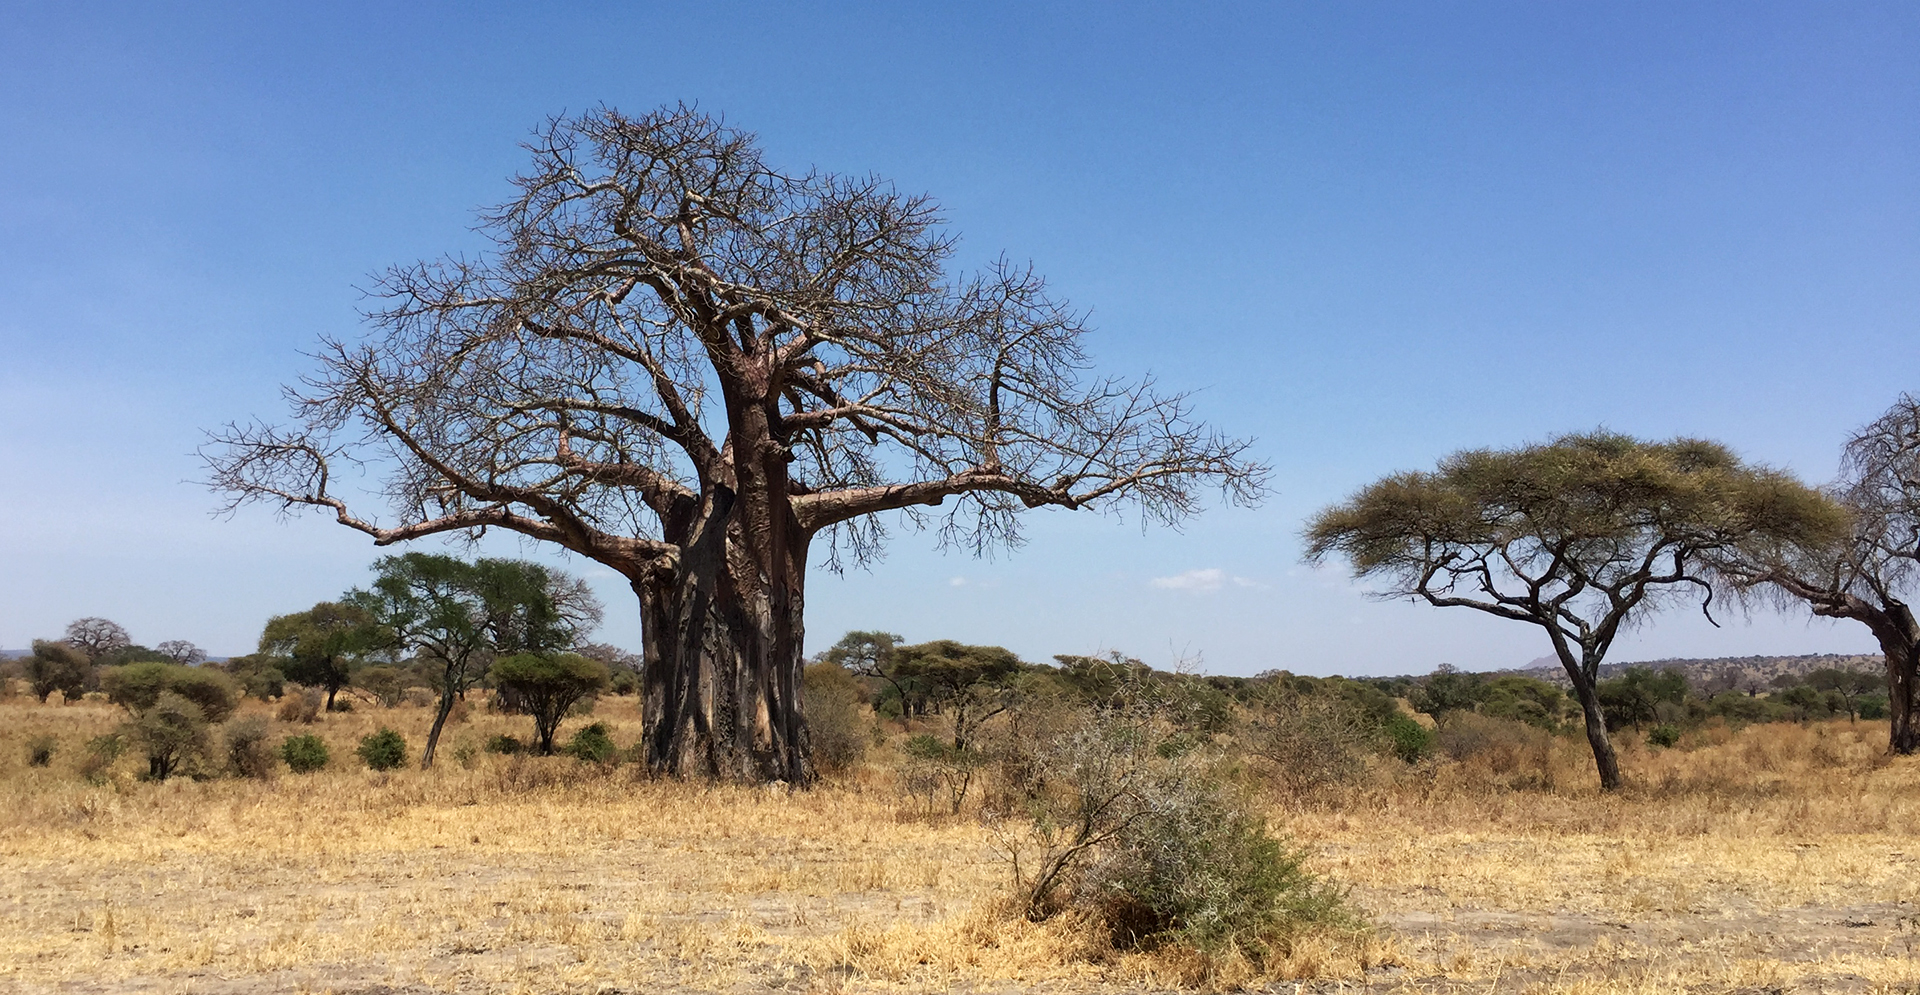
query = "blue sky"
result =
(2, 3, 1914, 674)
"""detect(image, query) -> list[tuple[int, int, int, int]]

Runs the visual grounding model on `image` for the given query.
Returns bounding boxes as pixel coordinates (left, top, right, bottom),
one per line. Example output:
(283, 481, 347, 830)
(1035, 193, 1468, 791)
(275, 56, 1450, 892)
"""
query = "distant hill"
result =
(1511, 653, 1880, 693)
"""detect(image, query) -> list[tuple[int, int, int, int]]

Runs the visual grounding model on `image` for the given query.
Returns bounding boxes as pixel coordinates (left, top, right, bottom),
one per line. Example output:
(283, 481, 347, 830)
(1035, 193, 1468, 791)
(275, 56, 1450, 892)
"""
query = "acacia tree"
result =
(259, 602, 384, 711)
(1714, 396, 1920, 753)
(1305, 431, 1836, 790)
(350, 553, 602, 768)
(204, 105, 1265, 782)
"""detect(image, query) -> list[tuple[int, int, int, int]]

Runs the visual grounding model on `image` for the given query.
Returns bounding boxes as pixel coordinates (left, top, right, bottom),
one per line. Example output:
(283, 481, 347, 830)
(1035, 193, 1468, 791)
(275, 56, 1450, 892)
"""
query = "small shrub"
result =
(130, 691, 212, 781)
(902, 734, 985, 815)
(277, 688, 322, 724)
(356, 728, 408, 771)
(281, 734, 330, 773)
(331, 697, 354, 713)
(223, 717, 277, 779)
(103, 662, 238, 723)
(1246, 692, 1373, 794)
(27, 735, 57, 767)
(1381, 713, 1434, 763)
(484, 734, 525, 755)
(79, 734, 126, 784)
(1647, 724, 1682, 749)
(561, 722, 618, 763)
(993, 710, 1358, 957)
(804, 661, 871, 777)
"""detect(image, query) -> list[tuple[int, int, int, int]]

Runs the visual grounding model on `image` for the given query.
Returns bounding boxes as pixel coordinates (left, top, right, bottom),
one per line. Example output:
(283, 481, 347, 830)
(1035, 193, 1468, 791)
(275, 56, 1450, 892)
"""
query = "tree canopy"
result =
(1305, 430, 1838, 789)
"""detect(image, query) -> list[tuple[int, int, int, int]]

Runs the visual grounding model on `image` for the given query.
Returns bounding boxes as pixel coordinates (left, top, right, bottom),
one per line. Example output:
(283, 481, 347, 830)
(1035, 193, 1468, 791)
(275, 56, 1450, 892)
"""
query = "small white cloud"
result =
(949, 576, 968, 587)
(1231, 575, 1269, 590)
(1151, 568, 1226, 592)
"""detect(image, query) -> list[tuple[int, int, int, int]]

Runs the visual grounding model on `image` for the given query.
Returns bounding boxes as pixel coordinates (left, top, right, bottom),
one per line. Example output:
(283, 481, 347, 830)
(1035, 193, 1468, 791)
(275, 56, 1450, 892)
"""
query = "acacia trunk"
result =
(638, 488, 811, 783)
(1563, 667, 1623, 792)
(420, 684, 457, 769)
(1868, 612, 1920, 755)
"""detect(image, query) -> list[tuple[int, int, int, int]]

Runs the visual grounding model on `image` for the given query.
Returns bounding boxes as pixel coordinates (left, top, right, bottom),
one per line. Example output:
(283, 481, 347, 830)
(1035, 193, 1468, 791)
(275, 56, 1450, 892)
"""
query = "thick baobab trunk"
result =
(638, 488, 812, 783)
(1562, 665, 1623, 792)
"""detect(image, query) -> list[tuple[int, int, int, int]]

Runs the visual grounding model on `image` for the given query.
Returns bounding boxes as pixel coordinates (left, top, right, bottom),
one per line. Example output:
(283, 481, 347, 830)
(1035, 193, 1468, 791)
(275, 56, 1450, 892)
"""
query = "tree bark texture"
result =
(1565, 673, 1623, 791)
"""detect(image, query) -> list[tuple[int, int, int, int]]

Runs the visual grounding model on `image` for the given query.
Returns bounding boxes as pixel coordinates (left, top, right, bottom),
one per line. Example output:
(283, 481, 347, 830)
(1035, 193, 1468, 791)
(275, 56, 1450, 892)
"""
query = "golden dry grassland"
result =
(4, 694, 1920, 994)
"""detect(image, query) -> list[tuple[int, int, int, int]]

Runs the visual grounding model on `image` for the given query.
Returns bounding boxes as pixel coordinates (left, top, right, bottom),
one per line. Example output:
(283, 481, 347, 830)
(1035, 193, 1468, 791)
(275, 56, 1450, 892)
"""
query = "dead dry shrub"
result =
(222, 717, 277, 779)
(990, 708, 1359, 964)
(1244, 692, 1374, 797)
(1433, 712, 1556, 789)
(276, 687, 322, 724)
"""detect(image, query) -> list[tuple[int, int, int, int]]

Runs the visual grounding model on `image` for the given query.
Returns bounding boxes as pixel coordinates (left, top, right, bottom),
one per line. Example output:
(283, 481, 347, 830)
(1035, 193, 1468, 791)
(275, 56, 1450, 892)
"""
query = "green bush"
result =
(561, 722, 618, 763)
(26, 735, 56, 767)
(281, 734, 330, 774)
(1646, 723, 1681, 749)
(484, 734, 525, 755)
(1381, 712, 1434, 762)
(356, 728, 409, 771)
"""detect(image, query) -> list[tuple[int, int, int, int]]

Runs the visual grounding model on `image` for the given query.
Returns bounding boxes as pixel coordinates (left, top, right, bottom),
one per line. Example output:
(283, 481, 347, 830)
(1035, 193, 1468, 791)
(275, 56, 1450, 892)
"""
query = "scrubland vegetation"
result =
(5, 646, 1920, 994)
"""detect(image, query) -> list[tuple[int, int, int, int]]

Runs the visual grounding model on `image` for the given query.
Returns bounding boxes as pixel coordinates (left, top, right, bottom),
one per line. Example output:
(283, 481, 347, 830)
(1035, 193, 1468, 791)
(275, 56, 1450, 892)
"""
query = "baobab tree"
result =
(204, 105, 1266, 783)
(1305, 431, 1836, 790)
(1714, 395, 1920, 754)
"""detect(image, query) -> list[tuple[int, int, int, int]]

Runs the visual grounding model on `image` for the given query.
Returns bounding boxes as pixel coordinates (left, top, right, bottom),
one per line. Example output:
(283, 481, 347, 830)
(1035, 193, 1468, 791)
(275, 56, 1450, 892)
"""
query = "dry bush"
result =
(1245, 692, 1375, 797)
(222, 717, 276, 779)
(1432, 711, 1556, 789)
(276, 687, 322, 724)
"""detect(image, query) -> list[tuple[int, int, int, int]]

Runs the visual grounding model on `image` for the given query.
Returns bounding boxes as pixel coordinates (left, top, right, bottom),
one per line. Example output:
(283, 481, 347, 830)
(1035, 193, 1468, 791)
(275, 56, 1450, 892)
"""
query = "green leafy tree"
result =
(25, 640, 91, 703)
(348, 553, 601, 768)
(1306, 431, 1838, 790)
(281, 734, 330, 773)
(1595, 667, 1688, 731)
(101, 662, 238, 722)
(129, 691, 211, 781)
(1806, 667, 1879, 720)
(820, 631, 915, 724)
(1410, 664, 1485, 717)
(205, 105, 1266, 783)
(488, 653, 609, 754)
(892, 640, 1026, 751)
(259, 602, 384, 711)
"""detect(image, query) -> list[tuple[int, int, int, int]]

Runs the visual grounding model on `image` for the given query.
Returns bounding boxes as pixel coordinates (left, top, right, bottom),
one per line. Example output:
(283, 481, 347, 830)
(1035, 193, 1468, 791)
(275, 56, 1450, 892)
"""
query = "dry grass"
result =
(2, 696, 1919, 993)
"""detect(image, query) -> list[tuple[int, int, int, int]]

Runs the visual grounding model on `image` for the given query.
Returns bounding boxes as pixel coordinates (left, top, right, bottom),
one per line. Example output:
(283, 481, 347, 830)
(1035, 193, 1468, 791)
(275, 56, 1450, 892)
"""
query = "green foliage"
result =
(356, 728, 409, 770)
(488, 653, 609, 754)
(355, 666, 409, 708)
(1596, 667, 1688, 731)
(893, 640, 1028, 750)
(129, 691, 211, 781)
(803, 661, 870, 777)
(259, 601, 384, 710)
(1860, 694, 1890, 720)
(1410, 664, 1484, 717)
(101, 662, 238, 723)
(484, 734, 525, 755)
(1381, 713, 1434, 762)
(222, 653, 286, 701)
(27, 735, 56, 767)
(223, 717, 277, 779)
(1647, 724, 1682, 748)
(280, 734, 330, 774)
(561, 722, 618, 763)
(25, 640, 91, 703)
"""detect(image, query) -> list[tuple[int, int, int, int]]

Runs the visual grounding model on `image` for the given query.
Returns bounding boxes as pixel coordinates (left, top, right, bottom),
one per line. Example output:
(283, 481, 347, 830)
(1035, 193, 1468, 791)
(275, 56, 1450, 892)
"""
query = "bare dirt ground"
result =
(6, 699, 1920, 994)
